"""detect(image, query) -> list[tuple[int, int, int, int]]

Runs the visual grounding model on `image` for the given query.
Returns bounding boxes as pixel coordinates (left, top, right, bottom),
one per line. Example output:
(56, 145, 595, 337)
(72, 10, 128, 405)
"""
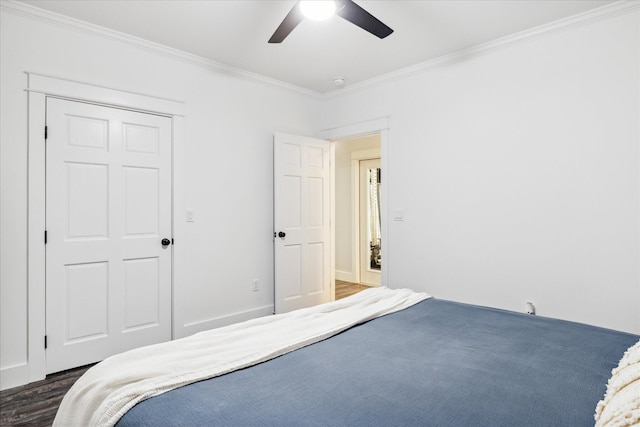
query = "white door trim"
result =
(26, 72, 185, 385)
(26, 72, 185, 117)
(346, 149, 381, 284)
(320, 117, 390, 287)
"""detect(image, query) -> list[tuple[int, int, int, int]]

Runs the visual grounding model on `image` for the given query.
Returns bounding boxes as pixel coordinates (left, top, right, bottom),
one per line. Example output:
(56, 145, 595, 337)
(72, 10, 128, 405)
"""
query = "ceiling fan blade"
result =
(336, 0, 393, 39)
(269, 2, 304, 43)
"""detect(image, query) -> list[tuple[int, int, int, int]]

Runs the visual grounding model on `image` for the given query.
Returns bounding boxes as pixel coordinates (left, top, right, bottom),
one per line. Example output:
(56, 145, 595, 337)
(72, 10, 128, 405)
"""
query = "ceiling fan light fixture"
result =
(269, 0, 392, 44)
(300, 1, 336, 21)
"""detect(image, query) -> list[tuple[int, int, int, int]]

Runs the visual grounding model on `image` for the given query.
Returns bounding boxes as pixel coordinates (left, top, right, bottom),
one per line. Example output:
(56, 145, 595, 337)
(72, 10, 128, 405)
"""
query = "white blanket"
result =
(53, 286, 430, 427)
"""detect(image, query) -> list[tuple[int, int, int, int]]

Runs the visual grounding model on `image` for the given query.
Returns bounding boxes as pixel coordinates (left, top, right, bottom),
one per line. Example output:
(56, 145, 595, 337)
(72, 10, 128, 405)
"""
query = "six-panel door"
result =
(45, 98, 172, 373)
(274, 133, 331, 314)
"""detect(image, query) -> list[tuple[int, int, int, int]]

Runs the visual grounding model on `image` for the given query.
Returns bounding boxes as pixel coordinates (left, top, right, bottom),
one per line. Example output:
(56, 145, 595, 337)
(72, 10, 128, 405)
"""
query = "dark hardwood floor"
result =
(0, 282, 371, 426)
(0, 364, 93, 427)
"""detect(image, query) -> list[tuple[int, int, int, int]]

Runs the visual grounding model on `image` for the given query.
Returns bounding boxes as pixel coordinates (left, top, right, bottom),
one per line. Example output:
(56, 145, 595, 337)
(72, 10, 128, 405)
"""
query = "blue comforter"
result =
(117, 299, 638, 426)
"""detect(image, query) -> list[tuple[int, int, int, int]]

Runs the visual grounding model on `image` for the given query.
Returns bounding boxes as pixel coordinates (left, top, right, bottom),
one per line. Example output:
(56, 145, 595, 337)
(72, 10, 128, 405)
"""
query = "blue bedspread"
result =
(117, 299, 638, 426)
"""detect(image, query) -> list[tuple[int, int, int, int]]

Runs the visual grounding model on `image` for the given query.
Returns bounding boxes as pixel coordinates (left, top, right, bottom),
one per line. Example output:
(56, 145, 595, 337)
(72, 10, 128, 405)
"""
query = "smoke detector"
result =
(333, 77, 346, 89)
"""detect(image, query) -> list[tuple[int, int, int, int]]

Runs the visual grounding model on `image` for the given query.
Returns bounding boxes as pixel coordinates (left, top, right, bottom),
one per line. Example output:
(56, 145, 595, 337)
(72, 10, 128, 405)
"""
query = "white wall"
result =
(334, 135, 380, 282)
(1, 1, 638, 391)
(321, 8, 640, 334)
(0, 5, 320, 389)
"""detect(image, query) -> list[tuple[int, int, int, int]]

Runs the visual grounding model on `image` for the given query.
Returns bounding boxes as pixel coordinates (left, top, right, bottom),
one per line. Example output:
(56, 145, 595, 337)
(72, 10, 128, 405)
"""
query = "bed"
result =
(54, 287, 639, 427)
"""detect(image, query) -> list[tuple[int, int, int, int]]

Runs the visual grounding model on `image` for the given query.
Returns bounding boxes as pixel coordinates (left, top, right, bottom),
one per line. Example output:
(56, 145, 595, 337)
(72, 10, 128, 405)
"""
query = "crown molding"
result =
(2, 0, 637, 99)
(0, 0, 320, 98)
(323, 0, 640, 99)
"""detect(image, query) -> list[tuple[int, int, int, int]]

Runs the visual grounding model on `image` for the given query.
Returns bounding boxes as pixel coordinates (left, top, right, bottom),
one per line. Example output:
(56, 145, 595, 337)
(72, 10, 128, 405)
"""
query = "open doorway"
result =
(333, 134, 381, 299)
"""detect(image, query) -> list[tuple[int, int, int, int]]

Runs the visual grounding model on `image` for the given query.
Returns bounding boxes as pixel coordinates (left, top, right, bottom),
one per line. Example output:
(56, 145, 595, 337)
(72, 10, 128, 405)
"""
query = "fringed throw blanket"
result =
(595, 339, 640, 426)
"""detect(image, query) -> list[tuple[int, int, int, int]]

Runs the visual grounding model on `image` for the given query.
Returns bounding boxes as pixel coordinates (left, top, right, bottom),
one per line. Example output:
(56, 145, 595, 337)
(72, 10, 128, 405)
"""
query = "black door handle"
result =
(161, 238, 171, 246)
(278, 231, 286, 238)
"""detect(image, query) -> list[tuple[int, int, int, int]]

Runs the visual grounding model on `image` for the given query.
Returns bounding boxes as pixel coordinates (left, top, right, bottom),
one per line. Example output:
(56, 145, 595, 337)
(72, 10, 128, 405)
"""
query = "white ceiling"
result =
(20, 0, 614, 93)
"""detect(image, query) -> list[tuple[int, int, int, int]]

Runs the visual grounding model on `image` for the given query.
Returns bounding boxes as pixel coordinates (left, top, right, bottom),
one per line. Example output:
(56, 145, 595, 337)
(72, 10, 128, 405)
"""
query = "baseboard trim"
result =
(0, 362, 30, 391)
(335, 270, 356, 283)
(179, 305, 274, 338)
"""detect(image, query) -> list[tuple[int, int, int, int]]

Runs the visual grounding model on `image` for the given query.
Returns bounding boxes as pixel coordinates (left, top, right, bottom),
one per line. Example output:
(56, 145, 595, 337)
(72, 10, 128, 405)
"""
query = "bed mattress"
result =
(117, 298, 638, 426)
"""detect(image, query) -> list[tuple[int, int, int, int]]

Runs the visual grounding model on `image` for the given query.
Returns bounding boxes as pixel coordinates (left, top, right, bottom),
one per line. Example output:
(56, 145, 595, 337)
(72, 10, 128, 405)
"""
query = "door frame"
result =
(26, 72, 185, 384)
(320, 117, 390, 289)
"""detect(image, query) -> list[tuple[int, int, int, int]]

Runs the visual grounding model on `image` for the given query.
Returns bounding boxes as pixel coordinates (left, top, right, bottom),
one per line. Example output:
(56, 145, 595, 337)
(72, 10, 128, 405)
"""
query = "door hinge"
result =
(44, 230, 47, 244)
(44, 126, 48, 140)
(44, 335, 48, 349)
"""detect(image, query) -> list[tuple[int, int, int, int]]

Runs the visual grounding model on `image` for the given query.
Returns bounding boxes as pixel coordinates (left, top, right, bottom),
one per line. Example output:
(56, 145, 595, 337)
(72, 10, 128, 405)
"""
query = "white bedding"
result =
(53, 286, 430, 427)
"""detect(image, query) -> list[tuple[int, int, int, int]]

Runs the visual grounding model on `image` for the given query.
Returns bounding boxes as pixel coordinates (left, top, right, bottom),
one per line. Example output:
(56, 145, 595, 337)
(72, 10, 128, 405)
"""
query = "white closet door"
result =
(274, 133, 331, 314)
(45, 97, 172, 373)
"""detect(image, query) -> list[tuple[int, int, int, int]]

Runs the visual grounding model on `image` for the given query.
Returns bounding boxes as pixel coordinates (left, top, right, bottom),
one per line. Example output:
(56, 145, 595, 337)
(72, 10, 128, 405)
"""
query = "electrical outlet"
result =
(526, 301, 536, 315)
(252, 279, 259, 292)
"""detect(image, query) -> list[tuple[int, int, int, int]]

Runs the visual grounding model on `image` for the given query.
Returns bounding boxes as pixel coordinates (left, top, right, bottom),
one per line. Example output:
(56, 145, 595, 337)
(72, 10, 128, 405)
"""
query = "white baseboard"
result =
(178, 305, 274, 338)
(0, 306, 275, 390)
(335, 270, 356, 283)
(0, 362, 30, 391)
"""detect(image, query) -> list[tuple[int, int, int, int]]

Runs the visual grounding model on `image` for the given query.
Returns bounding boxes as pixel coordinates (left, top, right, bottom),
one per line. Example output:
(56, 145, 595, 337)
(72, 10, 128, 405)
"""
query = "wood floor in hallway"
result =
(335, 280, 374, 300)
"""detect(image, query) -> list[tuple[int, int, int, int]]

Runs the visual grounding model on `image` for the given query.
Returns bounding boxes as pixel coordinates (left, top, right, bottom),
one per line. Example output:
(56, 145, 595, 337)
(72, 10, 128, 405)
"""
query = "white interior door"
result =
(274, 133, 331, 313)
(359, 158, 381, 286)
(45, 97, 172, 373)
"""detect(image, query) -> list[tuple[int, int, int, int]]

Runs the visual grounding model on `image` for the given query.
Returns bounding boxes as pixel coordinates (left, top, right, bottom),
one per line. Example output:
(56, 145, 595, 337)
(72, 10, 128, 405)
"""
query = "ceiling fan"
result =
(269, 0, 394, 43)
